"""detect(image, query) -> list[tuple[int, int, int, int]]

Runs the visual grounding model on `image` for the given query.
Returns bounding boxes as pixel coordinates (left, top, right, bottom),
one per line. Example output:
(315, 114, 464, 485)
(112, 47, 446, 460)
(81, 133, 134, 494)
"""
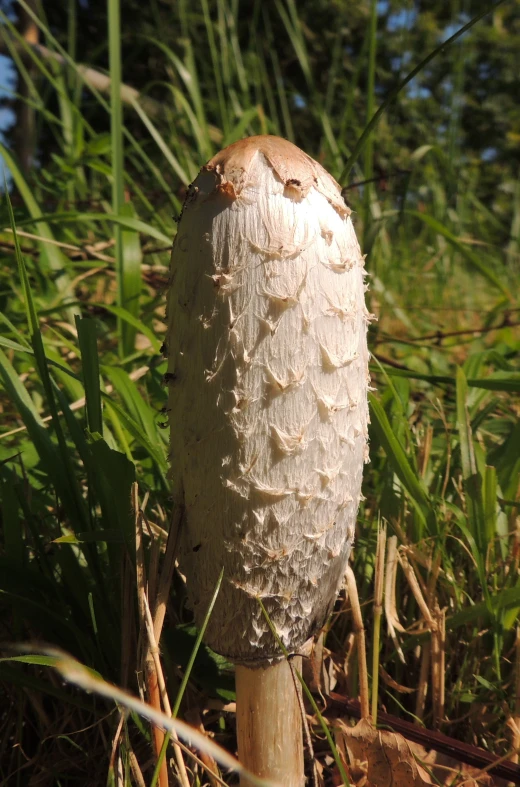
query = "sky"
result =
(0, 54, 16, 141)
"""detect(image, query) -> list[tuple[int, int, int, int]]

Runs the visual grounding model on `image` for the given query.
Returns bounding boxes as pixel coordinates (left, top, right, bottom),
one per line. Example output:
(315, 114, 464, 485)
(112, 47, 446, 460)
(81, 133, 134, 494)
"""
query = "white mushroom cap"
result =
(166, 136, 370, 663)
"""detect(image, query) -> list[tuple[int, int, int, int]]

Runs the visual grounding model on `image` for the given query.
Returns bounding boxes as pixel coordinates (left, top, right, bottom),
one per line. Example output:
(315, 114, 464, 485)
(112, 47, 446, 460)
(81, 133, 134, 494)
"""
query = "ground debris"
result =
(334, 717, 435, 787)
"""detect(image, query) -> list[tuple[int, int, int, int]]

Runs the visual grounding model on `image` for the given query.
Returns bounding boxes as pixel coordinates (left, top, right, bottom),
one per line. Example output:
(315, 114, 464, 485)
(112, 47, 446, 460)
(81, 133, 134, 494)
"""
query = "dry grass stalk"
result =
(137, 488, 192, 787)
(120, 492, 138, 688)
(414, 548, 442, 723)
(50, 650, 266, 783)
(431, 606, 446, 728)
(429, 622, 440, 728)
(147, 529, 162, 609)
(134, 484, 179, 787)
(397, 543, 446, 727)
(143, 595, 172, 712)
(184, 708, 221, 787)
(371, 523, 387, 721)
(374, 524, 387, 619)
(420, 424, 433, 478)
(153, 505, 182, 644)
(128, 748, 147, 787)
(287, 658, 318, 787)
(510, 625, 520, 770)
(397, 550, 437, 632)
(405, 545, 433, 573)
(135, 483, 147, 626)
(455, 746, 520, 787)
(143, 593, 190, 787)
(345, 566, 370, 719)
(120, 552, 135, 690)
(343, 631, 357, 699)
(427, 550, 443, 600)
(143, 615, 168, 787)
(378, 664, 415, 694)
(384, 536, 406, 663)
(0, 33, 167, 120)
(415, 640, 431, 723)
(108, 711, 125, 776)
(303, 631, 325, 696)
(134, 491, 169, 787)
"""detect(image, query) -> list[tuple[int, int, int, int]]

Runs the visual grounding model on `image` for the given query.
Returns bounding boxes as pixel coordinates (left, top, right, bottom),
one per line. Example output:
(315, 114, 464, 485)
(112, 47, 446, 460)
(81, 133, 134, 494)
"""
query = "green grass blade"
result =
(363, 0, 378, 231)
(0, 338, 81, 382)
(11, 211, 171, 244)
(119, 201, 143, 357)
(108, 0, 125, 357)
(369, 393, 432, 527)
(98, 305, 161, 354)
(88, 436, 136, 561)
(75, 316, 102, 434)
(130, 98, 190, 184)
(1, 468, 24, 569)
(0, 145, 74, 316)
(456, 367, 486, 553)
(483, 465, 498, 546)
(405, 210, 511, 297)
(100, 394, 167, 476)
(3, 191, 89, 530)
(101, 366, 162, 449)
(200, 0, 229, 136)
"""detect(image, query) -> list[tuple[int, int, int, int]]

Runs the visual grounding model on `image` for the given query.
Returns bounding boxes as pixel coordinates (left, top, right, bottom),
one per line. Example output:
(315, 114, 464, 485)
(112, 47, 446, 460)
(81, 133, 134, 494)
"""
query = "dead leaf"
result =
(336, 717, 435, 787)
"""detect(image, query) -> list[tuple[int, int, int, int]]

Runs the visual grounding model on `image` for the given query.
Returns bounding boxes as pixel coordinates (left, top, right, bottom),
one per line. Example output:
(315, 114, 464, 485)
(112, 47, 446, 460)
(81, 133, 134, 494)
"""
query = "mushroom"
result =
(166, 135, 370, 785)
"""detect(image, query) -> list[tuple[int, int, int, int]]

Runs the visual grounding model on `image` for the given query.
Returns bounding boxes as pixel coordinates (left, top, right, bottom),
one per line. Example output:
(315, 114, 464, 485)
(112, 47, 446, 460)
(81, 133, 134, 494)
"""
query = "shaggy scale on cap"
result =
(166, 135, 371, 663)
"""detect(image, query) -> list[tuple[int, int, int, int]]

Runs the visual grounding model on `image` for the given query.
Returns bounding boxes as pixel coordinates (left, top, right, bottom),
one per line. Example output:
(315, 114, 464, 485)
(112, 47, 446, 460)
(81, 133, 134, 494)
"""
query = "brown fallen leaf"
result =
(335, 717, 435, 787)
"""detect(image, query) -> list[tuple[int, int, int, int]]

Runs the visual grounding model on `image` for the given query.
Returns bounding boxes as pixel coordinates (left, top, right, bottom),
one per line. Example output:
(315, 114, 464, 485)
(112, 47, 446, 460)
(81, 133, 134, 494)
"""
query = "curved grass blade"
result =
(101, 395, 168, 476)
(130, 97, 190, 184)
(405, 210, 511, 297)
(456, 367, 486, 553)
(0, 337, 80, 380)
(369, 393, 433, 528)
(20, 647, 277, 787)
(0, 142, 73, 312)
(119, 201, 143, 357)
(97, 304, 162, 354)
(9, 211, 171, 244)
(3, 189, 89, 531)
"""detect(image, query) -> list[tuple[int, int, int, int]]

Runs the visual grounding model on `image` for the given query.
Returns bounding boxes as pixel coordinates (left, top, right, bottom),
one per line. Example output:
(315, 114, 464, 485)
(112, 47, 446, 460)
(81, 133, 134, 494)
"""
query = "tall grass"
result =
(0, 0, 518, 784)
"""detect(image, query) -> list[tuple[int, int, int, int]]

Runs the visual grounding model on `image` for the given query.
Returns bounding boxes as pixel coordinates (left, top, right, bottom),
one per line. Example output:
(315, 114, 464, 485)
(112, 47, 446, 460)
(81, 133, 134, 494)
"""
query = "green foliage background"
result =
(0, 0, 519, 784)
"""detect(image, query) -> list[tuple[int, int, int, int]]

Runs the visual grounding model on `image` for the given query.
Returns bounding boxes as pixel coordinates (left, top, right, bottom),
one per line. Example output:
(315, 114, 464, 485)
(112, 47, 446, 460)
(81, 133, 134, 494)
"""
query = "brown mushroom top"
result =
(204, 135, 350, 218)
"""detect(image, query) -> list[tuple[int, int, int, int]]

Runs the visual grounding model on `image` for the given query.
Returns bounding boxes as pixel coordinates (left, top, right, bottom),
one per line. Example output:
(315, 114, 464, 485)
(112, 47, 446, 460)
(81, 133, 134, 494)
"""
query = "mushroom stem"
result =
(236, 658, 304, 786)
